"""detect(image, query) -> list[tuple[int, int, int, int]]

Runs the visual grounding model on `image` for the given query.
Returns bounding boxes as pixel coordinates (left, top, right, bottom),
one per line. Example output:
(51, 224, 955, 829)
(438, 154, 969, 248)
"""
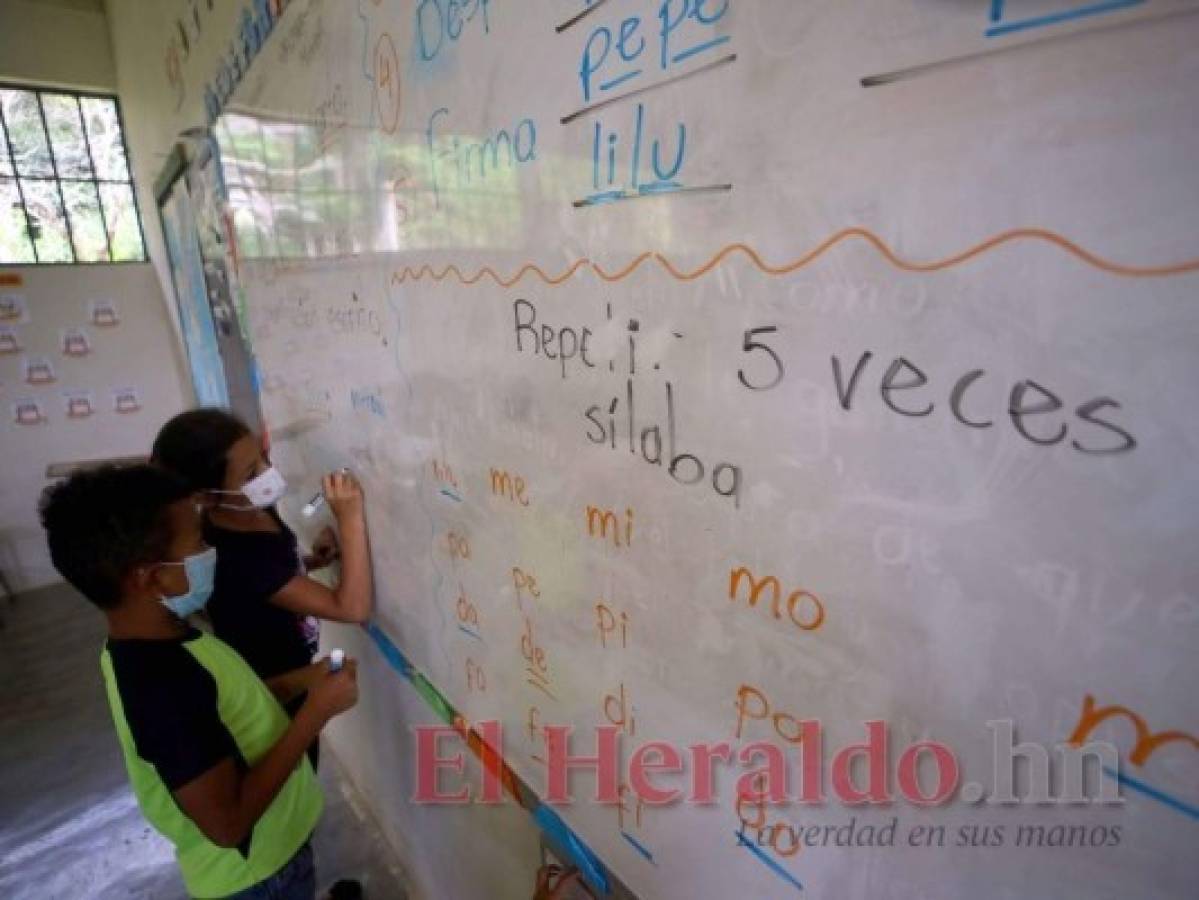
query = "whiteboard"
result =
(215, 1, 1199, 897)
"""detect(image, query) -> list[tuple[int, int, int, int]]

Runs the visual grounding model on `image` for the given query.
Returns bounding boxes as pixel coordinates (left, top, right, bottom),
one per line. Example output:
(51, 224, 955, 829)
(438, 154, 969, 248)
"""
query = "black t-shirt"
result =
(107, 629, 241, 790)
(203, 511, 316, 681)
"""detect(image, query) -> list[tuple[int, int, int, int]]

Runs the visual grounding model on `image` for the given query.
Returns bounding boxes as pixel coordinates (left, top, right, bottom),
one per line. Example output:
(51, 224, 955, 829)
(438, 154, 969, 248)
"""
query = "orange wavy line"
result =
(388, 227, 1199, 288)
(390, 258, 594, 288)
(593, 251, 656, 282)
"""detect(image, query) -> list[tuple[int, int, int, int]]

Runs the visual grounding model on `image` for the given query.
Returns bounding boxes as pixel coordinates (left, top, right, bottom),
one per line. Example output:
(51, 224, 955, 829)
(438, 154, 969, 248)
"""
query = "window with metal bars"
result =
(0, 85, 146, 264)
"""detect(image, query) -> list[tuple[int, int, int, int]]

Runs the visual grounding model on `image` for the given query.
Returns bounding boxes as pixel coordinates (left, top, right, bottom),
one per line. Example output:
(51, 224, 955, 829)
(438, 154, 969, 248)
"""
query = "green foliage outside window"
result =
(0, 86, 146, 264)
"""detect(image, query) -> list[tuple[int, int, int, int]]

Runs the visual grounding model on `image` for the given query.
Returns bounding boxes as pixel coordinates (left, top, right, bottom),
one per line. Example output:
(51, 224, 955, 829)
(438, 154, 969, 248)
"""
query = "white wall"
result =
(0, 0, 191, 353)
(104, 0, 256, 313)
(5, 0, 251, 351)
(0, 0, 117, 91)
(0, 1, 192, 591)
(0, 264, 190, 590)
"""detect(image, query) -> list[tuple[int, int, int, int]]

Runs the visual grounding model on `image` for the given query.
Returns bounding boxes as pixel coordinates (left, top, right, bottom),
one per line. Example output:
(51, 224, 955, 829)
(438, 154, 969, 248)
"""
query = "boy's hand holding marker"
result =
(263, 649, 352, 705)
(303, 653, 358, 723)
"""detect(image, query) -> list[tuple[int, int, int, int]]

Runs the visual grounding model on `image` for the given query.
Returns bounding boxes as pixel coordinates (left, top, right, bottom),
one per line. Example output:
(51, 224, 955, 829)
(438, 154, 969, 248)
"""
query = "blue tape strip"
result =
(361, 621, 615, 893)
(364, 621, 415, 681)
(534, 804, 611, 896)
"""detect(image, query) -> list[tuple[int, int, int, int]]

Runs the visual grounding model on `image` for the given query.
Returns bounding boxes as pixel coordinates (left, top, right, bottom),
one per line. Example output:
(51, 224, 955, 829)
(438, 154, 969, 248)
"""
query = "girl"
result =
(151, 409, 373, 732)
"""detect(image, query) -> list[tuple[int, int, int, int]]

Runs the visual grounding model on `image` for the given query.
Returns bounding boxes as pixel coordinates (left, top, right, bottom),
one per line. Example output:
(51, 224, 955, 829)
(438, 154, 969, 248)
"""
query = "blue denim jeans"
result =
(224, 842, 316, 900)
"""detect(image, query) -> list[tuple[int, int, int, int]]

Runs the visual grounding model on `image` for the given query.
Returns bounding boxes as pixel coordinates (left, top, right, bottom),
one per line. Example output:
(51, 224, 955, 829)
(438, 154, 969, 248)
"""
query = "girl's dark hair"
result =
(152, 408, 251, 491)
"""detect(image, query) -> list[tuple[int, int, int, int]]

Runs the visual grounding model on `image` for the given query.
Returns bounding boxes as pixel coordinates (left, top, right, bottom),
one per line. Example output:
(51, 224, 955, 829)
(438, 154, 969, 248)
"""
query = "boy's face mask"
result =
(157, 547, 217, 619)
(210, 466, 288, 510)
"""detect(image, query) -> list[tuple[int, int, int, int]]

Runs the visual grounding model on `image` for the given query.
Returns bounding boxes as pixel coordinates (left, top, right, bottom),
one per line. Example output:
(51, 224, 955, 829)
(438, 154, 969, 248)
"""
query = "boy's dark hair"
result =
(152, 407, 251, 492)
(40, 465, 192, 609)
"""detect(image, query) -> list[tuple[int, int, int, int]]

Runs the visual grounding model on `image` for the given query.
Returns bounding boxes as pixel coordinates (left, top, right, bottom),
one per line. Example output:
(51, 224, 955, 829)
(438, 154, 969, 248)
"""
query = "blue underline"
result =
(735, 828, 803, 892)
(1103, 766, 1199, 822)
(600, 69, 642, 92)
(621, 830, 657, 865)
(986, 0, 1145, 37)
(672, 35, 730, 64)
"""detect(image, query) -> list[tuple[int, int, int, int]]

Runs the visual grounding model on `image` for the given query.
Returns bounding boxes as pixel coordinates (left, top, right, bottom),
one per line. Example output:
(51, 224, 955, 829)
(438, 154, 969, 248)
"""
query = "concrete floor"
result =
(0, 582, 410, 900)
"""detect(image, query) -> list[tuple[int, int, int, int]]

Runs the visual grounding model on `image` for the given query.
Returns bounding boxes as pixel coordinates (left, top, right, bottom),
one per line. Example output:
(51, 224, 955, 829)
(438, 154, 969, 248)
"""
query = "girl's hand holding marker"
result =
(302, 467, 357, 517)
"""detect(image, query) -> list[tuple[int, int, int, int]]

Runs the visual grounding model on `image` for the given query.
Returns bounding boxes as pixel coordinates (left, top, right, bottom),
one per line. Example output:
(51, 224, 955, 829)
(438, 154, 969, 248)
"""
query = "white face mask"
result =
(211, 465, 288, 510)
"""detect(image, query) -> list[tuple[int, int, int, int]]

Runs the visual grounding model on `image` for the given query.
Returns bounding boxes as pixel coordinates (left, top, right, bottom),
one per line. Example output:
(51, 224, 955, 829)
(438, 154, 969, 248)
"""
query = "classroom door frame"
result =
(155, 136, 262, 432)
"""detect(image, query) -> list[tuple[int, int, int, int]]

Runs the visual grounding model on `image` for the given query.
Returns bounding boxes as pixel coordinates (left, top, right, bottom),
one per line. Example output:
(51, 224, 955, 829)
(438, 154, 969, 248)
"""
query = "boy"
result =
(40, 464, 358, 899)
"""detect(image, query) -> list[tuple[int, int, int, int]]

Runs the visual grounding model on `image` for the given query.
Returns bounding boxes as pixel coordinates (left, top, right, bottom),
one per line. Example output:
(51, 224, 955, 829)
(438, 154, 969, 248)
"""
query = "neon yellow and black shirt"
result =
(100, 628, 323, 899)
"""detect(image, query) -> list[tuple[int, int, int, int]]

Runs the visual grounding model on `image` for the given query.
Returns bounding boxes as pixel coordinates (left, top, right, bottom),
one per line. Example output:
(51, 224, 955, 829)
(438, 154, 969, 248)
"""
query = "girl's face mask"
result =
(157, 547, 217, 619)
(209, 466, 288, 510)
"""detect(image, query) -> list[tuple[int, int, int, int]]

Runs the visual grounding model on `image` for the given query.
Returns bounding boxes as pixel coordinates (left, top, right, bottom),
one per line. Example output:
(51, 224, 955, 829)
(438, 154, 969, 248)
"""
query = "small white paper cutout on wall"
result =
(0, 294, 29, 324)
(12, 397, 46, 425)
(61, 328, 92, 358)
(89, 298, 120, 328)
(23, 356, 57, 385)
(62, 389, 96, 419)
(0, 325, 21, 355)
(112, 386, 142, 414)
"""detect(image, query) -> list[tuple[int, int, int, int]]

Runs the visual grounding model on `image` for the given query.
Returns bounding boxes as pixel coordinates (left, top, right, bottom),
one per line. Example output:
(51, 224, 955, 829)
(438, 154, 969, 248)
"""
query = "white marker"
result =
(302, 467, 351, 516)
(329, 648, 345, 672)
